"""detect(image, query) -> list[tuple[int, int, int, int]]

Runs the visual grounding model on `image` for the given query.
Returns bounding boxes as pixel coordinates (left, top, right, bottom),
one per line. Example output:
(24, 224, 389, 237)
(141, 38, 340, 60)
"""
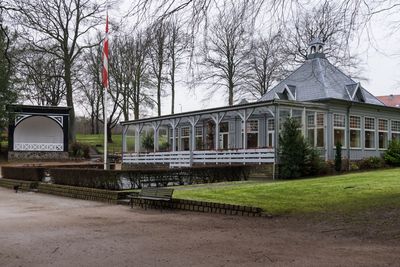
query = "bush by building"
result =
(384, 140, 400, 166)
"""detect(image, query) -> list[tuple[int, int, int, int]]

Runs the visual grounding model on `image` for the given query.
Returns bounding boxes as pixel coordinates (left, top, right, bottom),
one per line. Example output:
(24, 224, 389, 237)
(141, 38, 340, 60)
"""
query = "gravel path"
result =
(0, 187, 399, 267)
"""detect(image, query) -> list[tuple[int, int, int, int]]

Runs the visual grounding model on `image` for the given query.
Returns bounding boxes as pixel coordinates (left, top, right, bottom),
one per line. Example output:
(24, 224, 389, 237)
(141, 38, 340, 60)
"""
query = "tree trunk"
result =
(90, 113, 95, 134)
(171, 57, 176, 114)
(107, 122, 113, 143)
(64, 57, 75, 143)
(157, 79, 161, 116)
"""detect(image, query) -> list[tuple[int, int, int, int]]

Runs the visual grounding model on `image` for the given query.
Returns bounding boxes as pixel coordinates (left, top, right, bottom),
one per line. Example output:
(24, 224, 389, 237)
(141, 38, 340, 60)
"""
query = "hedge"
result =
(1, 166, 45, 181)
(49, 165, 250, 190)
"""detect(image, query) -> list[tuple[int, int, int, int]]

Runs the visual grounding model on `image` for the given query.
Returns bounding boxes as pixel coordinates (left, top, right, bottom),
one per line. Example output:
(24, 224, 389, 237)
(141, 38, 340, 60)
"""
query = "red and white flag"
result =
(102, 14, 109, 89)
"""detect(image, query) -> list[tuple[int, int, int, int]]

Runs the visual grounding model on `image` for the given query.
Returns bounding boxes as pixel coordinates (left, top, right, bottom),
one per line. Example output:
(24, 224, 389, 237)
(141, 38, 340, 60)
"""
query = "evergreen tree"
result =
(0, 20, 16, 143)
(384, 140, 400, 166)
(279, 117, 309, 179)
(334, 142, 342, 172)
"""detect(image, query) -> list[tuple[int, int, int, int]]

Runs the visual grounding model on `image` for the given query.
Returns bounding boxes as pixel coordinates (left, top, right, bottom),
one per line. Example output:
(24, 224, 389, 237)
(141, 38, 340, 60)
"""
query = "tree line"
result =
(0, 0, 398, 143)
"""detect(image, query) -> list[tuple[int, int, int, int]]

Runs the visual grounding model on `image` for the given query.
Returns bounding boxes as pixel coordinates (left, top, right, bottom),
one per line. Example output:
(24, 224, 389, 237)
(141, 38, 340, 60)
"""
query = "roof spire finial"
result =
(307, 37, 325, 59)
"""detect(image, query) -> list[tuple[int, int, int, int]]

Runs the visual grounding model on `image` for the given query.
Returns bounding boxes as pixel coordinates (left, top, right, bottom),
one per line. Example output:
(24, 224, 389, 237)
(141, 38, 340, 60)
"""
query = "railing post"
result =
(211, 112, 225, 150)
(151, 121, 161, 152)
(168, 118, 180, 152)
(134, 124, 144, 153)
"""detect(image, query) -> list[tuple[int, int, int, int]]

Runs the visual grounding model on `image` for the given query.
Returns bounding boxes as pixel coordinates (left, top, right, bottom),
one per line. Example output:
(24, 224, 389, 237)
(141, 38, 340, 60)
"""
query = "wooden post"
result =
(134, 124, 144, 153)
(168, 119, 180, 152)
(188, 116, 201, 151)
(236, 108, 255, 149)
(210, 112, 225, 150)
(151, 121, 161, 152)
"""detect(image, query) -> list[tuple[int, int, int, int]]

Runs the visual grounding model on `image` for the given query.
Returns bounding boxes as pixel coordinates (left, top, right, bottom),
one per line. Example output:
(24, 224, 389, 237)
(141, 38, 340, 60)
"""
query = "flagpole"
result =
(103, 8, 109, 170)
(104, 80, 108, 170)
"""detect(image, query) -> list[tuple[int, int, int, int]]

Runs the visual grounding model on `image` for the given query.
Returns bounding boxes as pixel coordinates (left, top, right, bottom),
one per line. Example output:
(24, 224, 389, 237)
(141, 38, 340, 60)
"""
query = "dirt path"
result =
(0, 188, 399, 267)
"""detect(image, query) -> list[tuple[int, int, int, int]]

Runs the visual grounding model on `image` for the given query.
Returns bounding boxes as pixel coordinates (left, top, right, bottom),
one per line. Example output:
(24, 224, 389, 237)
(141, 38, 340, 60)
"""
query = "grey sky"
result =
(114, 0, 400, 115)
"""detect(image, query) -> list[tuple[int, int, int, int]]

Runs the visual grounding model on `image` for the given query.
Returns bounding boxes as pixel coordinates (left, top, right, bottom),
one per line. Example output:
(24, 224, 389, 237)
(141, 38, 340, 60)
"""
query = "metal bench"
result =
(128, 188, 174, 210)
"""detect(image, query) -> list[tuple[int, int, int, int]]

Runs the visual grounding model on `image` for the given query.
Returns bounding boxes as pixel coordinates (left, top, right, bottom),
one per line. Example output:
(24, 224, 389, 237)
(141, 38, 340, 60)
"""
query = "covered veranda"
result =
(121, 100, 328, 171)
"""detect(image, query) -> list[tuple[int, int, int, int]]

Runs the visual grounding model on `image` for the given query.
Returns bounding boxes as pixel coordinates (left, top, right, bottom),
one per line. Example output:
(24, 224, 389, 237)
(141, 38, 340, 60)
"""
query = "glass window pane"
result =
(350, 116, 361, 128)
(365, 131, 375, 148)
(350, 129, 361, 148)
(247, 133, 258, 148)
(392, 133, 400, 141)
(316, 113, 324, 127)
(268, 133, 274, 147)
(292, 109, 302, 125)
(392, 120, 400, 132)
(379, 119, 388, 131)
(181, 127, 190, 137)
(308, 129, 315, 146)
(365, 117, 375, 130)
(268, 119, 275, 130)
(247, 120, 258, 132)
(196, 126, 203, 136)
(307, 115, 315, 127)
(334, 114, 345, 127)
(316, 128, 324, 147)
(334, 129, 345, 146)
(379, 132, 388, 149)
(220, 122, 229, 133)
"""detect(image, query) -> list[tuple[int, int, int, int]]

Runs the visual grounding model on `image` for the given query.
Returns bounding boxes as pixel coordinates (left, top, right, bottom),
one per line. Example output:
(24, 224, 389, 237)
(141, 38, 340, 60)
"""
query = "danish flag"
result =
(102, 14, 109, 89)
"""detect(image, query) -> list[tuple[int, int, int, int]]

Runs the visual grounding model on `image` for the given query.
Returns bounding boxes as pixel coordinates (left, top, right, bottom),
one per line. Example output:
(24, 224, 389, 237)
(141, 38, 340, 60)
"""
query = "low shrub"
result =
(50, 168, 122, 190)
(1, 166, 45, 181)
(384, 140, 400, 166)
(357, 156, 385, 170)
(141, 133, 154, 152)
(69, 142, 90, 159)
(49, 165, 250, 190)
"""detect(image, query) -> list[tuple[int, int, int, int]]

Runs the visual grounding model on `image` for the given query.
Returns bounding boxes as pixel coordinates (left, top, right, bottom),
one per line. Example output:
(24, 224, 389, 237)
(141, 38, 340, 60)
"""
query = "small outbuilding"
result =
(7, 105, 71, 160)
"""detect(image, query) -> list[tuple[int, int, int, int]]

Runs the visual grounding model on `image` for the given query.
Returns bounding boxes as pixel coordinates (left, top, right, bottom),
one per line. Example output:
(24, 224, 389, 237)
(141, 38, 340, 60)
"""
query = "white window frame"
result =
(378, 119, 389, 150)
(333, 113, 346, 148)
(391, 120, 400, 141)
(219, 122, 230, 149)
(242, 119, 259, 148)
(364, 117, 376, 149)
(349, 115, 361, 149)
(267, 118, 275, 148)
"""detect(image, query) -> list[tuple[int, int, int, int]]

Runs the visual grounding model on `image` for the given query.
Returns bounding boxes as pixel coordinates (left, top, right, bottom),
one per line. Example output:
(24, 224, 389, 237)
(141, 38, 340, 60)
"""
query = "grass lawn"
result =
(76, 134, 133, 154)
(173, 168, 400, 216)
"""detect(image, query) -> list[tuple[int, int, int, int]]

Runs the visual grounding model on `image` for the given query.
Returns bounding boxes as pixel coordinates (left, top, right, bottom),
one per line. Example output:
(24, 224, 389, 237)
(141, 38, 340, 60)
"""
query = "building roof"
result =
(260, 56, 384, 106)
(7, 104, 71, 115)
(376, 95, 400, 108)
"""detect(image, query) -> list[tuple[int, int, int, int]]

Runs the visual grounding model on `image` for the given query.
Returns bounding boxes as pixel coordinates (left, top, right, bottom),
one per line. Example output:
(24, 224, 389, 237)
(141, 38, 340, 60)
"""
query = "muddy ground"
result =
(0, 187, 399, 267)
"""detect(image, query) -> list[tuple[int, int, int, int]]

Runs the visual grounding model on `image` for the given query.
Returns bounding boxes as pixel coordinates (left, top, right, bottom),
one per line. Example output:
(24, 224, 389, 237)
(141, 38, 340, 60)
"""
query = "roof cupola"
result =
(307, 37, 325, 59)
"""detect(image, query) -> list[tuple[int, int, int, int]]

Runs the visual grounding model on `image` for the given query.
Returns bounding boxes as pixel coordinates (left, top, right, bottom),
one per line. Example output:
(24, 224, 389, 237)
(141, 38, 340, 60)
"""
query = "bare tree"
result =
(109, 29, 153, 121)
(201, 2, 252, 105)
(130, 30, 153, 120)
(9, 0, 105, 142)
(79, 41, 103, 134)
(149, 21, 169, 116)
(282, 0, 362, 76)
(166, 16, 188, 114)
(17, 52, 66, 106)
(110, 34, 134, 121)
(243, 30, 285, 99)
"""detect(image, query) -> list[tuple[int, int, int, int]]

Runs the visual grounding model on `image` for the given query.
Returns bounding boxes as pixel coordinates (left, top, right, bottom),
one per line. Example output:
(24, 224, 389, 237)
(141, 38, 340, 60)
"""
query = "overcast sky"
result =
(113, 1, 400, 115)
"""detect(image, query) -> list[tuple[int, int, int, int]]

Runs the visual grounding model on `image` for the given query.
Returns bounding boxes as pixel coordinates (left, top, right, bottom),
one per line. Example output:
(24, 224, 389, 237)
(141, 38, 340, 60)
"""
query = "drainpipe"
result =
(346, 103, 353, 170)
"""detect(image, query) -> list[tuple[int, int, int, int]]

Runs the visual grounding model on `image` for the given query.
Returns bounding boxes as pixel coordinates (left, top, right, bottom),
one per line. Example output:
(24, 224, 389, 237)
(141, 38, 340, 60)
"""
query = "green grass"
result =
(76, 134, 134, 154)
(173, 168, 400, 216)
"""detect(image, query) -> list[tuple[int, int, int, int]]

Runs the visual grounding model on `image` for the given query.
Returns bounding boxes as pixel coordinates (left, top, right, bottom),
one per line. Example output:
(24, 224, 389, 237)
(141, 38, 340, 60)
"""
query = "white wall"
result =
(14, 116, 63, 144)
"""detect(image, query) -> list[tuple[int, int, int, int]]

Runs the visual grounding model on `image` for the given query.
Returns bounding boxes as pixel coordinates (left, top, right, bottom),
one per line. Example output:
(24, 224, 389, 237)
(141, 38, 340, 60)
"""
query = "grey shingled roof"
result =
(260, 57, 384, 106)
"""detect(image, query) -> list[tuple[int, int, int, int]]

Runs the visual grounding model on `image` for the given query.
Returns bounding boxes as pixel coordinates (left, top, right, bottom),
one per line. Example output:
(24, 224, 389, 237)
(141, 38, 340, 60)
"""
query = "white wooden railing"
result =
(123, 148, 275, 168)
(14, 142, 64, 152)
